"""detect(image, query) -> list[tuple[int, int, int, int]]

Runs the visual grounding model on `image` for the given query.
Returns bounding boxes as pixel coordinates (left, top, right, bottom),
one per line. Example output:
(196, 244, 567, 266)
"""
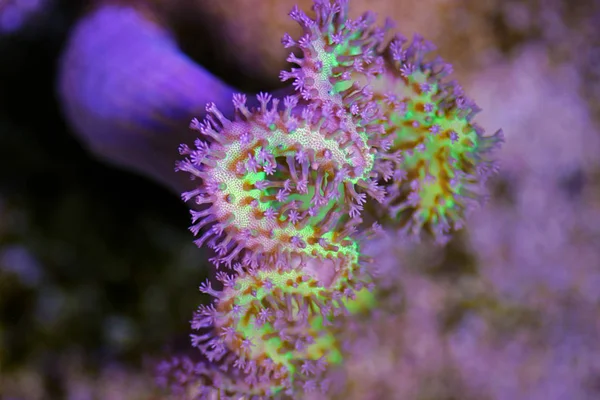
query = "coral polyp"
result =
(280, 0, 399, 191)
(177, 92, 383, 267)
(156, 355, 280, 398)
(281, 1, 390, 110)
(190, 248, 375, 396)
(366, 34, 505, 242)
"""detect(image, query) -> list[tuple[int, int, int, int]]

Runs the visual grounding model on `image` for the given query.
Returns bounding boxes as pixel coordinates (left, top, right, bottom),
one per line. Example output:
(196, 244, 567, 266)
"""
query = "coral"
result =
(279, 0, 503, 242)
(187, 247, 377, 396)
(176, 92, 383, 267)
(169, 0, 502, 398)
(279, 1, 397, 197)
(369, 34, 504, 242)
(156, 356, 281, 399)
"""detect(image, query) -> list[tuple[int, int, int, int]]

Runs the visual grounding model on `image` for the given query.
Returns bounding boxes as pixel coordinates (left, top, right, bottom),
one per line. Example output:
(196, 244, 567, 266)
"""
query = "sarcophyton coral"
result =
(170, 0, 502, 398)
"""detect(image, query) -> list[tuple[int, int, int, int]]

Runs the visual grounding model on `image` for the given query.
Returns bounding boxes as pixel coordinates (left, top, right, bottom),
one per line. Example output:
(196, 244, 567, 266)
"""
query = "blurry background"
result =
(0, 0, 599, 399)
(0, 1, 210, 398)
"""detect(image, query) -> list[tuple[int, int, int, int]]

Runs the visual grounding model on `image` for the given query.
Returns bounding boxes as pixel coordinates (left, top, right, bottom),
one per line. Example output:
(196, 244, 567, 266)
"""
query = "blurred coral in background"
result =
(0, 0, 599, 399)
(0, 0, 48, 34)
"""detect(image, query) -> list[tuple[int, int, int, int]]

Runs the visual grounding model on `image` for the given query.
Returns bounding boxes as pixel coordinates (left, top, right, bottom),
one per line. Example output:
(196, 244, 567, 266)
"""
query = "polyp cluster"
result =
(169, 0, 502, 398)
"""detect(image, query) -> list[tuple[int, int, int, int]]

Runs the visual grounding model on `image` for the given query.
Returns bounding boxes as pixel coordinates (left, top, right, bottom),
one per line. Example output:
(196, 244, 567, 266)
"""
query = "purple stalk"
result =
(57, 5, 236, 193)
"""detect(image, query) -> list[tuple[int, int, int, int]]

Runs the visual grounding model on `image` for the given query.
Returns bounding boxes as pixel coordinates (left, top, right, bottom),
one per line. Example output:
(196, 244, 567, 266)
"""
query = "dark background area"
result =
(0, 1, 211, 397)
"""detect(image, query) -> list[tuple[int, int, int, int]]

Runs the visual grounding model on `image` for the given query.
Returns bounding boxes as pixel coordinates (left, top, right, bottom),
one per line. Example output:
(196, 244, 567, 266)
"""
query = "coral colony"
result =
(161, 0, 503, 398)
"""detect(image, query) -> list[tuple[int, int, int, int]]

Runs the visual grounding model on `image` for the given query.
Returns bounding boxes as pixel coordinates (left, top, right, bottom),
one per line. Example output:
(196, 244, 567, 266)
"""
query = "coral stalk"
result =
(58, 5, 236, 193)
